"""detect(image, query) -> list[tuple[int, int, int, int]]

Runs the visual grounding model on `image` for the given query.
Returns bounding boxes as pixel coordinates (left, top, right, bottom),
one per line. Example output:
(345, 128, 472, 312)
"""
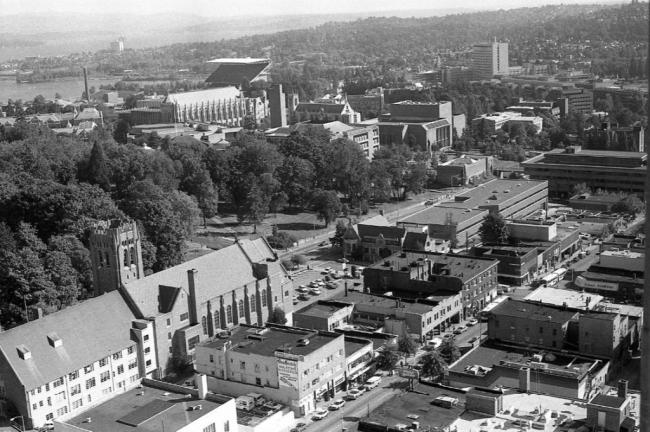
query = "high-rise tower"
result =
(472, 40, 509, 80)
(89, 219, 144, 296)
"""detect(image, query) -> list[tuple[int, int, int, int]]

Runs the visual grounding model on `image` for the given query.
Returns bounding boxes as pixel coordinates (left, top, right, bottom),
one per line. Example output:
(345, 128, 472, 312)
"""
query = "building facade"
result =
(472, 42, 509, 79)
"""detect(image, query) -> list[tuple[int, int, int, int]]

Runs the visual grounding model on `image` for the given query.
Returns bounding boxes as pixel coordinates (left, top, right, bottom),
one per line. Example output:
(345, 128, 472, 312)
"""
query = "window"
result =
(285, 290, 289, 297)
(539, 327, 544, 334)
(39, 401, 43, 407)
(261, 290, 267, 307)
(188, 336, 200, 350)
(144, 347, 151, 354)
(117, 365, 124, 375)
(85, 378, 96, 389)
(166, 318, 171, 327)
(130, 374, 140, 383)
(180, 312, 189, 321)
(202, 316, 208, 335)
(53, 377, 64, 388)
(168, 332, 172, 340)
(256, 377, 262, 385)
(128, 360, 138, 370)
(224, 421, 230, 432)
(240, 361, 246, 370)
(143, 334, 150, 341)
(54, 391, 66, 402)
(84, 364, 94, 374)
(72, 399, 83, 410)
(146, 360, 152, 366)
(70, 384, 81, 396)
(100, 371, 110, 382)
(47, 397, 51, 406)
(45, 383, 50, 391)
(203, 424, 216, 432)
(250, 295, 256, 312)
(102, 387, 112, 395)
(46, 413, 53, 421)
(113, 352, 122, 360)
(214, 311, 220, 329)
(69, 371, 79, 381)
(209, 355, 214, 363)
(56, 406, 68, 417)
(33, 403, 37, 410)
(99, 357, 108, 367)
(552, 329, 557, 336)
(227, 305, 233, 323)
(128, 346, 135, 355)
(238, 300, 244, 318)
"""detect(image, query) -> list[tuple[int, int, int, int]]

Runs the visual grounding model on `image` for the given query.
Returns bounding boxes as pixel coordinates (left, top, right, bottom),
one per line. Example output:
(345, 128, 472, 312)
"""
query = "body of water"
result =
(0, 77, 117, 102)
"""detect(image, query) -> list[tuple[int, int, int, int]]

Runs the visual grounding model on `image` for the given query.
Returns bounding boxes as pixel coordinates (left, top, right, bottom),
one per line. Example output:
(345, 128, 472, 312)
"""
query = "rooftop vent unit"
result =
(296, 338, 310, 347)
(47, 332, 63, 348)
(16, 345, 31, 360)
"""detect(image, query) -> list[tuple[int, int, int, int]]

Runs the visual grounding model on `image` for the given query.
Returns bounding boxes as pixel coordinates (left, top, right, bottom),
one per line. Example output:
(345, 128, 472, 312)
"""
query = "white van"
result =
(363, 376, 381, 390)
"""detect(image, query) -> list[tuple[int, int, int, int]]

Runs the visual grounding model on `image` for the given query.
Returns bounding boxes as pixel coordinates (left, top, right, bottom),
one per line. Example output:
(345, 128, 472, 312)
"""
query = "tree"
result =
(439, 338, 460, 363)
(397, 335, 417, 356)
(291, 254, 308, 267)
(277, 156, 315, 208)
(420, 351, 448, 379)
(375, 349, 399, 370)
(612, 195, 644, 215)
(479, 212, 509, 244)
(268, 306, 287, 324)
(571, 182, 591, 197)
(331, 220, 348, 248)
(311, 189, 341, 227)
(113, 119, 130, 144)
(85, 141, 111, 191)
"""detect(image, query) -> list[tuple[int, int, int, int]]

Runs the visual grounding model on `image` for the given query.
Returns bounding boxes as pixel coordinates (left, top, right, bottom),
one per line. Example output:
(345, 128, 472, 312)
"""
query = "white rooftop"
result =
(600, 249, 644, 259)
(524, 287, 604, 310)
(207, 57, 270, 63)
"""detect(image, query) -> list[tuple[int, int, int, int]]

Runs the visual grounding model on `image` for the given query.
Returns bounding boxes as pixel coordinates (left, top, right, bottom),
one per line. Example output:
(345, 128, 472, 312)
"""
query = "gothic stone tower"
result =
(89, 219, 144, 296)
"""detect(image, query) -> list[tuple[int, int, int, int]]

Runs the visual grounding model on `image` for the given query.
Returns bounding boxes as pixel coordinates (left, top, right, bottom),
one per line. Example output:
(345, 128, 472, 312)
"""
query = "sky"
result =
(1, 0, 620, 16)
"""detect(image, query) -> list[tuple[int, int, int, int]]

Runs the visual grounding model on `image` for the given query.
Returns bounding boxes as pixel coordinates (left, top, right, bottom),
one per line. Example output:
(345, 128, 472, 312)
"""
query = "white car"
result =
(467, 318, 479, 326)
(345, 388, 365, 400)
(329, 399, 346, 410)
(309, 288, 322, 295)
(296, 286, 309, 293)
(312, 408, 329, 420)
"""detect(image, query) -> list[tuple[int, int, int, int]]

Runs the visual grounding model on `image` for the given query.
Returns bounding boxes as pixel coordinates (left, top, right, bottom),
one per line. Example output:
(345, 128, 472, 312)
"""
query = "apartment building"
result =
(0, 292, 156, 429)
(472, 41, 509, 79)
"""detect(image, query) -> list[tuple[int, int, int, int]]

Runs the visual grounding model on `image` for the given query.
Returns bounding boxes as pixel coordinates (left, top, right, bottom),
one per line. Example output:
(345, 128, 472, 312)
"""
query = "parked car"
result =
(298, 294, 310, 301)
(328, 399, 346, 410)
(292, 296, 299, 305)
(468, 336, 479, 344)
(309, 281, 319, 288)
(312, 409, 329, 420)
(467, 318, 479, 326)
(345, 388, 365, 400)
(426, 338, 443, 349)
(297, 285, 308, 293)
(326, 281, 338, 289)
(443, 333, 454, 340)
(290, 422, 307, 432)
(309, 288, 322, 295)
(363, 376, 381, 390)
(453, 325, 467, 334)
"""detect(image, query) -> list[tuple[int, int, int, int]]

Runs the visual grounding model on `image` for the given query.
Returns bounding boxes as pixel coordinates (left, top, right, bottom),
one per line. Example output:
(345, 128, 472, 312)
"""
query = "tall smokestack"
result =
(83, 67, 90, 102)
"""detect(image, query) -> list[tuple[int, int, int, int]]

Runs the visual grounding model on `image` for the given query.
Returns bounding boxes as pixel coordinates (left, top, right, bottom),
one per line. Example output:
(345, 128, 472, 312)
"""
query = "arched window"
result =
(213, 311, 220, 330)
(261, 290, 267, 307)
(97, 251, 103, 268)
(250, 294, 256, 313)
(104, 252, 111, 267)
(226, 305, 232, 323)
(123, 249, 129, 267)
(201, 316, 207, 335)
(238, 300, 244, 318)
(130, 246, 136, 265)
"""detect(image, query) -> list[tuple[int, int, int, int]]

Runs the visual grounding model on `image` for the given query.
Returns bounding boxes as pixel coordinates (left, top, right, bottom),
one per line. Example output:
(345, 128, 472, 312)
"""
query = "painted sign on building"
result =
(575, 276, 619, 292)
(277, 357, 299, 390)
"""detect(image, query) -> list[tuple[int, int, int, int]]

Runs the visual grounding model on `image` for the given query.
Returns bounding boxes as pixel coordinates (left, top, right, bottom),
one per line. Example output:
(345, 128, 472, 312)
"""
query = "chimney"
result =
(197, 374, 208, 399)
(83, 67, 90, 102)
(519, 367, 531, 393)
(618, 379, 628, 399)
(187, 269, 199, 326)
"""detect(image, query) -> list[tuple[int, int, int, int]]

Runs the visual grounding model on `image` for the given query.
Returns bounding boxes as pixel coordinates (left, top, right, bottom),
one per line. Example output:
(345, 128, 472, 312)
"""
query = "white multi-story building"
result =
(472, 41, 509, 79)
(0, 291, 157, 429)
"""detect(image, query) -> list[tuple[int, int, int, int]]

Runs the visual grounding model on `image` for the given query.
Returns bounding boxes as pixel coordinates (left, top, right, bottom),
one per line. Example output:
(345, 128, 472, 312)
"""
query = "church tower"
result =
(89, 219, 144, 296)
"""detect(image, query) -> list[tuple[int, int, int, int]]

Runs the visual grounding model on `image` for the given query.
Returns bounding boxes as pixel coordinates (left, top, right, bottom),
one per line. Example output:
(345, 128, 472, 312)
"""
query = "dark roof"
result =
(344, 338, 372, 357)
(0, 291, 137, 390)
(491, 298, 578, 324)
(589, 394, 626, 408)
(205, 61, 269, 86)
(296, 302, 349, 319)
(357, 224, 405, 240)
(402, 232, 429, 250)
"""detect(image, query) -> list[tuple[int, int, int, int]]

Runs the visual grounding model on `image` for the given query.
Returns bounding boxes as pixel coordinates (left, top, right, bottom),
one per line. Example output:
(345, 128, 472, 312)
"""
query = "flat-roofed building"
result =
(63, 380, 238, 432)
(293, 301, 355, 332)
(194, 324, 355, 416)
(471, 111, 543, 134)
(364, 251, 498, 319)
(436, 155, 488, 187)
(599, 249, 644, 273)
(472, 42, 509, 79)
(523, 146, 647, 197)
(0, 292, 157, 429)
(378, 101, 453, 152)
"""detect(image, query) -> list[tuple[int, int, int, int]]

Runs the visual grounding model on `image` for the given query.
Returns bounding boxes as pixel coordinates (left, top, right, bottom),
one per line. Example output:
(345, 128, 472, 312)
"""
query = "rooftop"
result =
(490, 298, 578, 324)
(589, 394, 627, 409)
(0, 291, 136, 391)
(344, 337, 372, 358)
(450, 179, 547, 210)
(399, 205, 487, 227)
(335, 291, 437, 315)
(295, 302, 349, 319)
(164, 87, 241, 106)
(451, 342, 598, 380)
(64, 384, 228, 432)
(524, 287, 604, 310)
(369, 251, 498, 283)
(205, 59, 269, 86)
(600, 249, 644, 259)
(201, 325, 341, 358)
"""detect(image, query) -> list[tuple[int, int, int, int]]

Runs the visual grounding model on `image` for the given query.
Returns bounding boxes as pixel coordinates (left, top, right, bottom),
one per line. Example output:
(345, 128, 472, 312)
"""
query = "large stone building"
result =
(294, 100, 361, 124)
(0, 292, 157, 429)
(87, 221, 294, 379)
(522, 146, 647, 197)
(471, 111, 543, 135)
(472, 41, 509, 79)
(378, 101, 453, 152)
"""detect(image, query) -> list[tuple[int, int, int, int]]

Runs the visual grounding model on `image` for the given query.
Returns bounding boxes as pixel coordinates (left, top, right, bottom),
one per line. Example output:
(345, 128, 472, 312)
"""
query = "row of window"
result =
(199, 292, 270, 335)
